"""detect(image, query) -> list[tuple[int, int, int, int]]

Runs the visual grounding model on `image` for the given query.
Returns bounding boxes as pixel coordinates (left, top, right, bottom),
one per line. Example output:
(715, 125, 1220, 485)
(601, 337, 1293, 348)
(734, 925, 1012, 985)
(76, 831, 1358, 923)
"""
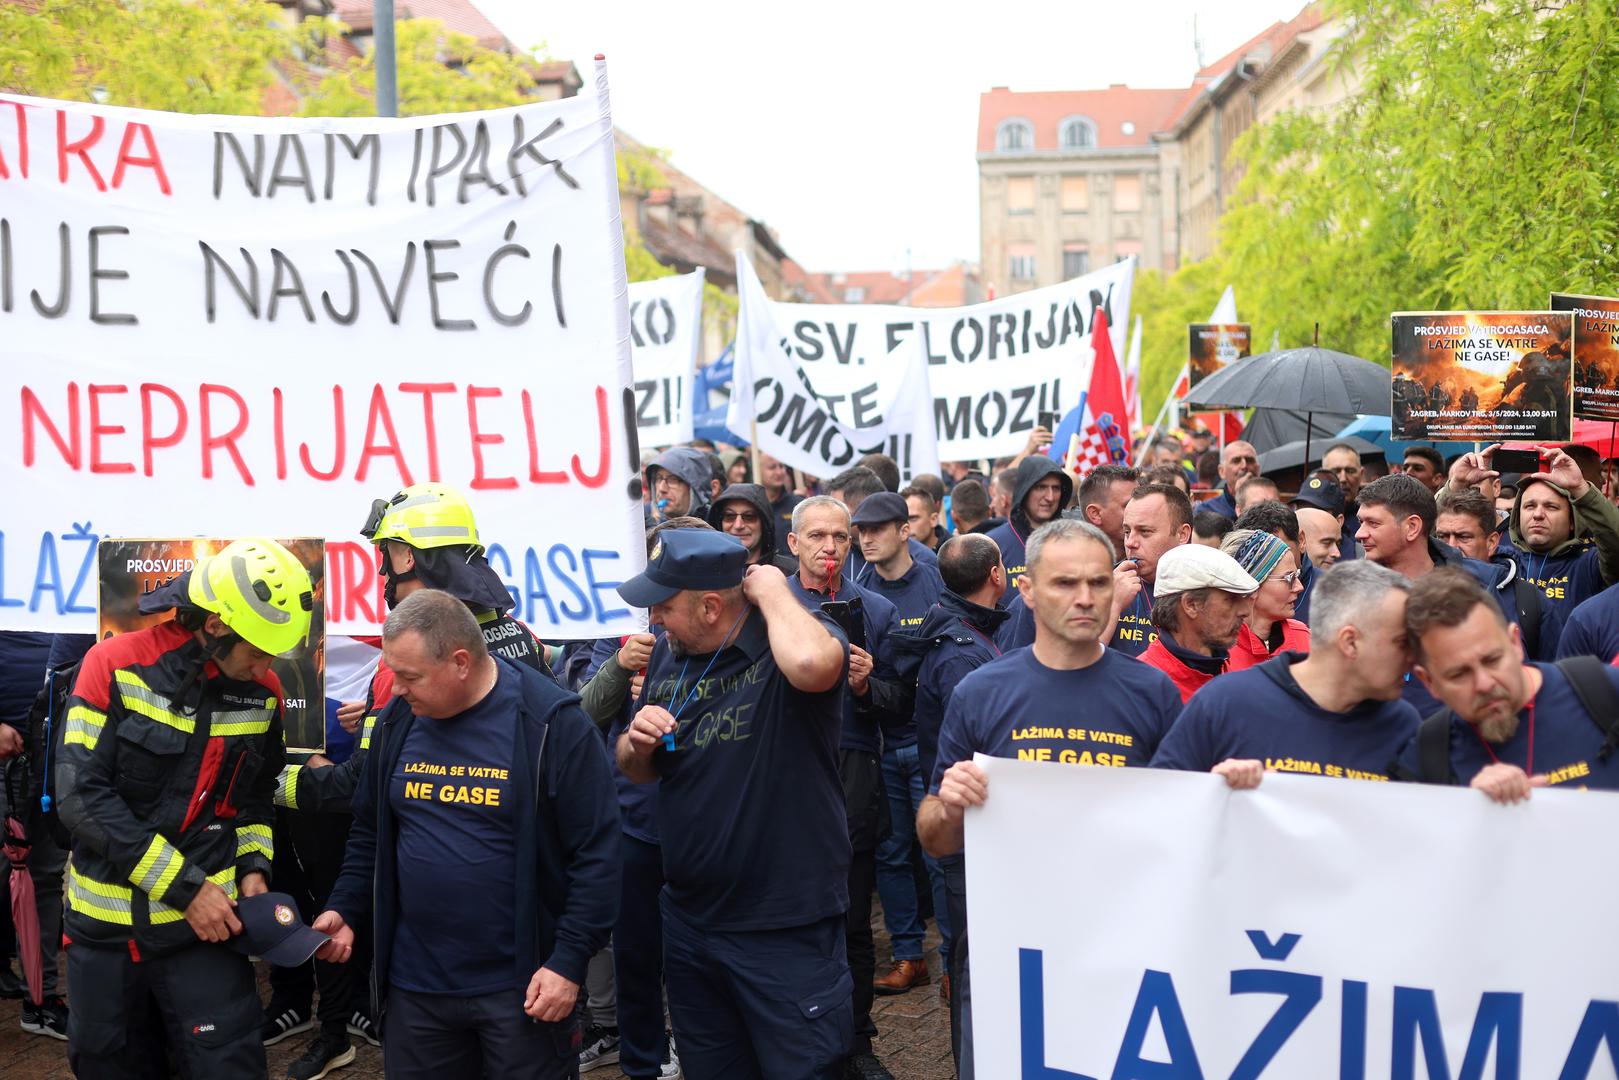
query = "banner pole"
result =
(750, 418, 764, 487)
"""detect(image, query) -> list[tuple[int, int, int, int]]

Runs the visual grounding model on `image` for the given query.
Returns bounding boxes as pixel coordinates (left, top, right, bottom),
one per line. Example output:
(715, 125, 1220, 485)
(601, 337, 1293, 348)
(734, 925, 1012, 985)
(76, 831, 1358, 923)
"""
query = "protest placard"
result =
(1551, 292, 1619, 422)
(0, 64, 645, 637)
(966, 757, 1619, 1079)
(629, 269, 704, 448)
(731, 255, 1134, 469)
(1392, 311, 1572, 442)
(97, 537, 325, 752)
(1187, 322, 1251, 388)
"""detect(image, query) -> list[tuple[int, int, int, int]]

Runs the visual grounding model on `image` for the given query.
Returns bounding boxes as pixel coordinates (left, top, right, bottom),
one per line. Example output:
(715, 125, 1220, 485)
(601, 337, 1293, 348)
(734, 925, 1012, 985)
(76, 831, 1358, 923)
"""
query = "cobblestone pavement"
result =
(0, 907, 955, 1079)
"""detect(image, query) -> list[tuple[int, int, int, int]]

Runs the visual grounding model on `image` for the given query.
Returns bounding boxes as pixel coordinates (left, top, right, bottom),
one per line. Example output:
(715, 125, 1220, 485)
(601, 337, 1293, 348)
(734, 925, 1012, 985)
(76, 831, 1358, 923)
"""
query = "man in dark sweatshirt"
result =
(1152, 560, 1419, 782)
(986, 456, 1073, 602)
(1446, 444, 1619, 622)
(317, 590, 620, 1079)
(707, 482, 799, 573)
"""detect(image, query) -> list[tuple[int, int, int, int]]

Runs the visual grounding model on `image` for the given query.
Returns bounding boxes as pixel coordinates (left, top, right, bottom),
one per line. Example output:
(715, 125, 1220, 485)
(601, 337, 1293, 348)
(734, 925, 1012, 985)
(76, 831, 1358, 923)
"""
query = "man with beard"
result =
(986, 456, 1071, 601)
(1397, 568, 1619, 796)
(707, 483, 799, 572)
(1138, 544, 1259, 702)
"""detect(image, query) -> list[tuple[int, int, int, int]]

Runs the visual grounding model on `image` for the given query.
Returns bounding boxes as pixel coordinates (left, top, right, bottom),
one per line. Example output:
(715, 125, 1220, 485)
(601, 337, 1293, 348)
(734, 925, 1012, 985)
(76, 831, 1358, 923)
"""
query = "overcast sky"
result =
(477, 1, 1306, 275)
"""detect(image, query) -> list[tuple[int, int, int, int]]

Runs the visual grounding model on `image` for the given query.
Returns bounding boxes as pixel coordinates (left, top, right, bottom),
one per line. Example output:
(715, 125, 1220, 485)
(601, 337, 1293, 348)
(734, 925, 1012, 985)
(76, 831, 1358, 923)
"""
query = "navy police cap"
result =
(230, 892, 330, 968)
(617, 529, 748, 608)
(1290, 474, 1345, 516)
(850, 491, 909, 526)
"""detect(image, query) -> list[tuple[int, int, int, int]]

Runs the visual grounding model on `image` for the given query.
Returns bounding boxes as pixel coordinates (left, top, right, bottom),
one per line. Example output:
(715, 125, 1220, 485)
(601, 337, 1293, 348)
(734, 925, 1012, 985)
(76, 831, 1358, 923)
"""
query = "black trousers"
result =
(614, 833, 667, 1077)
(840, 748, 887, 1055)
(269, 808, 364, 1032)
(68, 942, 265, 1079)
(382, 984, 580, 1080)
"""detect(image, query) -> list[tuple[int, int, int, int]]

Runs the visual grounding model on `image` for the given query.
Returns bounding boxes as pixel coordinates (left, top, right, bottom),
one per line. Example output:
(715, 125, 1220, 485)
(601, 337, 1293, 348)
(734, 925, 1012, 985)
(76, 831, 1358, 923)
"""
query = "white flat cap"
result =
(1153, 543, 1261, 598)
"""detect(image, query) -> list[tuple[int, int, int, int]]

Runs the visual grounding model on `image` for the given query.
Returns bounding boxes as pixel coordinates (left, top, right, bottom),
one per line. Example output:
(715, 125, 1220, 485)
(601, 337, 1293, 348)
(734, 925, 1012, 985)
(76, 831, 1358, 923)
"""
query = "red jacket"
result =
(1139, 638, 1225, 704)
(1227, 621, 1311, 672)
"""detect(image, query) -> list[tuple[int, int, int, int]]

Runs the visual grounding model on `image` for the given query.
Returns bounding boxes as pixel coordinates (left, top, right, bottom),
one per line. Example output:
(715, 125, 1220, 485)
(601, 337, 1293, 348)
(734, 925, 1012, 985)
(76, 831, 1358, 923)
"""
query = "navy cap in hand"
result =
(230, 892, 329, 968)
(617, 529, 748, 609)
(1290, 475, 1345, 516)
(850, 491, 909, 526)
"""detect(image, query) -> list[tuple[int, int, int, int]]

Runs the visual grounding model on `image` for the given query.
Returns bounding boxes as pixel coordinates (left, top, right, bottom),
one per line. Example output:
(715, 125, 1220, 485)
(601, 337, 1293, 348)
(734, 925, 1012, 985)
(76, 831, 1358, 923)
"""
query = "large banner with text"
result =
(965, 758, 1619, 1079)
(0, 71, 646, 636)
(731, 256, 1134, 472)
(629, 269, 704, 448)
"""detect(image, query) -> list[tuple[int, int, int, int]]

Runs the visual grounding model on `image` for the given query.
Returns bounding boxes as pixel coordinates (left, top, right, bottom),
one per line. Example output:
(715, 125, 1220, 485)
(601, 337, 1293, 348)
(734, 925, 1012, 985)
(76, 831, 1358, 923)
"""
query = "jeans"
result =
(874, 743, 951, 966)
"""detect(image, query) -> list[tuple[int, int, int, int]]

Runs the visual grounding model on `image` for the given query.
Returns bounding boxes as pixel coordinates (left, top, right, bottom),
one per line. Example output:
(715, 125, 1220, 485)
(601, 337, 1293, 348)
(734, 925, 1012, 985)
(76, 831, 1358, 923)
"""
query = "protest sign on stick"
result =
(1391, 311, 1572, 442)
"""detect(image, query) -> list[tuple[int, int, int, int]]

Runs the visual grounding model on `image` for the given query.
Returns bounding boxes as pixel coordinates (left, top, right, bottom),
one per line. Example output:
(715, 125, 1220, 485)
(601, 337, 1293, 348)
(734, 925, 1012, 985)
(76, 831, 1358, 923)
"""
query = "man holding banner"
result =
(918, 519, 1181, 1079)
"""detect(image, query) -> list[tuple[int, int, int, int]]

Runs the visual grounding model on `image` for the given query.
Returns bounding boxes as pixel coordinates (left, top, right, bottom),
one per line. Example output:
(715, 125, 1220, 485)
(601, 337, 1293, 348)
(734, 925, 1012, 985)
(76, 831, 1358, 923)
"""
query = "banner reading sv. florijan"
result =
(730, 252, 937, 482)
(0, 68, 647, 637)
(629, 269, 704, 448)
(731, 255, 1134, 472)
(966, 758, 1619, 1079)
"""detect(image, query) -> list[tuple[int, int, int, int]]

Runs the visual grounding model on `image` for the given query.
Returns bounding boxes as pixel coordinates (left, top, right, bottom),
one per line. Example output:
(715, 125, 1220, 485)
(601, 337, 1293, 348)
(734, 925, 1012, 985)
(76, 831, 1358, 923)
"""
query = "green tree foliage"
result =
(0, 0, 289, 114)
(1219, 0, 1619, 370)
(1133, 259, 1229, 429)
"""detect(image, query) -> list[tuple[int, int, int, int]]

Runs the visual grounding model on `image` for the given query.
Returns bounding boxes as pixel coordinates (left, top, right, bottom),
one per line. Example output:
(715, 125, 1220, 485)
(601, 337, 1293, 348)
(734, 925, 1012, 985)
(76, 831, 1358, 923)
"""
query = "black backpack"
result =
(1411, 656, 1619, 784)
(5, 663, 78, 848)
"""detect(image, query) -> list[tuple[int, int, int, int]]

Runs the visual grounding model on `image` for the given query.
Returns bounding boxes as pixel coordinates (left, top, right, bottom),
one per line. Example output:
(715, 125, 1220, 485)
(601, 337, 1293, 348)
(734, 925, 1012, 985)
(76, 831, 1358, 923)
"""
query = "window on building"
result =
(996, 119, 1033, 152)
(1060, 117, 1097, 149)
(1008, 244, 1036, 281)
(1060, 176, 1089, 212)
(844, 287, 865, 303)
(1114, 174, 1142, 212)
(1062, 246, 1090, 280)
(1114, 239, 1143, 261)
(1007, 176, 1035, 215)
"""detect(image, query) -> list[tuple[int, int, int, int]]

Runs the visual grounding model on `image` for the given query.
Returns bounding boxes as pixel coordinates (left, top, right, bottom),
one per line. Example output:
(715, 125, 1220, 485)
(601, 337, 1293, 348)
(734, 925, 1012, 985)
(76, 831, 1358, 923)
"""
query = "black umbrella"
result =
(1257, 434, 1385, 478)
(1183, 342, 1391, 471)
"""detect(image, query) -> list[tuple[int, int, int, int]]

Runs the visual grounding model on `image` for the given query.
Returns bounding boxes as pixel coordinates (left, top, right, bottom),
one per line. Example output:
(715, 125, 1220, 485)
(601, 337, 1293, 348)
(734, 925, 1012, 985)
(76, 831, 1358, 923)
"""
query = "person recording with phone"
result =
(1447, 443, 1619, 622)
(783, 496, 906, 1080)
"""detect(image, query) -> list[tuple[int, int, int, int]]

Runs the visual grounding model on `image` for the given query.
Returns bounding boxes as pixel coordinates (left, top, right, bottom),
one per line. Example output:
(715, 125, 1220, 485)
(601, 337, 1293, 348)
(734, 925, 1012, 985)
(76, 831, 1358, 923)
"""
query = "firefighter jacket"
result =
(56, 620, 285, 957)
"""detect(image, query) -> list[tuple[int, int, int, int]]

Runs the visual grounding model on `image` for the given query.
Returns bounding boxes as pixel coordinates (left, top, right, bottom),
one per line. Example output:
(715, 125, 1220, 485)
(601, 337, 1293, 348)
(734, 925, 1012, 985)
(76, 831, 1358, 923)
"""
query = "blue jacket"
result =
(328, 657, 620, 1008)
(892, 591, 1010, 787)
(1198, 488, 1236, 520)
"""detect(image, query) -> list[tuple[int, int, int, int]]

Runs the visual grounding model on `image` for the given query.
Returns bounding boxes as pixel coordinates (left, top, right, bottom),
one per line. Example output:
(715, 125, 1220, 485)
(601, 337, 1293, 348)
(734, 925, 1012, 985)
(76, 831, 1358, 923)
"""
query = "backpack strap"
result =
(1416, 708, 1455, 784)
(1553, 656, 1619, 761)
(1513, 578, 1542, 659)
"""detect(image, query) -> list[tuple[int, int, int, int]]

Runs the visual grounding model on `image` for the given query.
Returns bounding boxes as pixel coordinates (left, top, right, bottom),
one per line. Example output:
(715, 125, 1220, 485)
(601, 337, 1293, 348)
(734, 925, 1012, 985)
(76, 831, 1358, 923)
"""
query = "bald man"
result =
(1197, 441, 1259, 520)
(1297, 507, 1343, 570)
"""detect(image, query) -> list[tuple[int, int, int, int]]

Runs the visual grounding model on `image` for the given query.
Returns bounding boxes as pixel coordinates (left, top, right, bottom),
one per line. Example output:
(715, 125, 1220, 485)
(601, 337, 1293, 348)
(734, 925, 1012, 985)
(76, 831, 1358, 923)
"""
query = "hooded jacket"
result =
(891, 590, 1010, 785)
(986, 457, 1074, 601)
(647, 447, 718, 522)
(707, 483, 798, 574)
(1504, 478, 1619, 620)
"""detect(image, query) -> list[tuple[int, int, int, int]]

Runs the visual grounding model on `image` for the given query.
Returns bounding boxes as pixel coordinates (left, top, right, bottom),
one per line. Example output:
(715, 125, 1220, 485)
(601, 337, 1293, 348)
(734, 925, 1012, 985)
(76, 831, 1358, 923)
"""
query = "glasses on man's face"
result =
(721, 510, 760, 525)
(1267, 570, 1301, 586)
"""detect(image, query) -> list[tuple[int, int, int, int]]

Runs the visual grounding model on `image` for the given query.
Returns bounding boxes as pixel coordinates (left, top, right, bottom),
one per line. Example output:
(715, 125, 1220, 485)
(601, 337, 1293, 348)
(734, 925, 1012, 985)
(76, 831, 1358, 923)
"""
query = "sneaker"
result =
(844, 1052, 896, 1080)
(286, 1032, 356, 1080)
(20, 995, 69, 1040)
(659, 1031, 682, 1079)
(345, 1010, 380, 1048)
(262, 1002, 314, 1046)
(578, 1022, 621, 1071)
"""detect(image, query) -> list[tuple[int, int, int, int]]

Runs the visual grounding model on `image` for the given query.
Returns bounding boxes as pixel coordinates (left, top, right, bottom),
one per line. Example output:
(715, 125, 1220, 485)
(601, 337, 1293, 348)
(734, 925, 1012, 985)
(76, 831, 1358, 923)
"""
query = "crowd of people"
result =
(3, 423, 1619, 1080)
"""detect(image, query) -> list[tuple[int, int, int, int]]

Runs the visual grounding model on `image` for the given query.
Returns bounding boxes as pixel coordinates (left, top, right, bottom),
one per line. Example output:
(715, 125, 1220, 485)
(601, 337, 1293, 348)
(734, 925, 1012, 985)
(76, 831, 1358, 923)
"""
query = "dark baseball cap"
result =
(1290, 475, 1345, 516)
(850, 491, 909, 526)
(230, 892, 329, 968)
(617, 529, 748, 608)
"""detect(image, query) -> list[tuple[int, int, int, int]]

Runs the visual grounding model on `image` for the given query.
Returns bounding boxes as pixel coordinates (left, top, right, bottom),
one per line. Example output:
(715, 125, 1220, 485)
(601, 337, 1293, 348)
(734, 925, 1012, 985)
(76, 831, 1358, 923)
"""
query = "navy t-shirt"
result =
(389, 666, 521, 995)
(985, 520, 1028, 603)
(1394, 662, 1619, 790)
(1556, 585, 1619, 663)
(854, 558, 944, 634)
(1110, 590, 1155, 659)
(0, 631, 51, 728)
(1151, 654, 1419, 781)
(995, 595, 1035, 652)
(649, 607, 853, 931)
(1512, 546, 1604, 624)
(931, 647, 1180, 790)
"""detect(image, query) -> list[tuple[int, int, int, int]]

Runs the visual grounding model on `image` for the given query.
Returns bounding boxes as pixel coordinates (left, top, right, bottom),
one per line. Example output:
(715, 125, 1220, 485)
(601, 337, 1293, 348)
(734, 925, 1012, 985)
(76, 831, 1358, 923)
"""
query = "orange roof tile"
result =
(977, 85, 1190, 153)
(333, 0, 516, 52)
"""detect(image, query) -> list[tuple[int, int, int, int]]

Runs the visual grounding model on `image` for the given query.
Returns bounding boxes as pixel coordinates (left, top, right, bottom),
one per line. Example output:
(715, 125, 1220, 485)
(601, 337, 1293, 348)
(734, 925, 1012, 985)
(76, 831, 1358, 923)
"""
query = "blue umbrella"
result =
(1334, 415, 1478, 460)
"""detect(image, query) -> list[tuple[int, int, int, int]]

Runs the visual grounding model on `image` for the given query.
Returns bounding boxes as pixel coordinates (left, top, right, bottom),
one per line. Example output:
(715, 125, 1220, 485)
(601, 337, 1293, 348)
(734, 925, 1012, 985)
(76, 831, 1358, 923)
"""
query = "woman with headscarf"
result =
(1221, 528, 1310, 669)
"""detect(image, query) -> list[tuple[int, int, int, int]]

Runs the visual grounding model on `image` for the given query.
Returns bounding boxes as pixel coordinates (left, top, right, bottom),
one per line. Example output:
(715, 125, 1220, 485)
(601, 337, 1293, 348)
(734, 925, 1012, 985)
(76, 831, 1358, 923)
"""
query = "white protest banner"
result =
(628, 269, 703, 448)
(0, 65, 647, 638)
(732, 257, 1133, 466)
(729, 253, 937, 481)
(966, 758, 1619, 1079)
